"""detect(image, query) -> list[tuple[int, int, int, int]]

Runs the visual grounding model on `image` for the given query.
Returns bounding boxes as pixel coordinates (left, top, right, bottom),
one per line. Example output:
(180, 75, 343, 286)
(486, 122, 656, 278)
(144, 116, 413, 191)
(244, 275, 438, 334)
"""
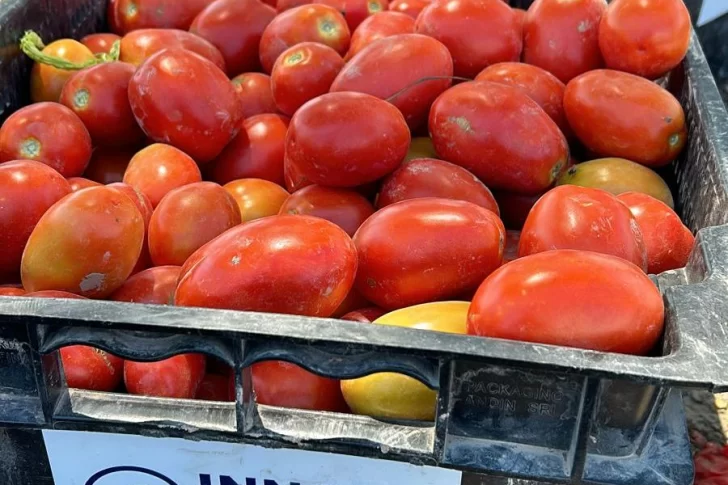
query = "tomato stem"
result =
(385, 75, 472, 103)
(20, 30, 121, 70)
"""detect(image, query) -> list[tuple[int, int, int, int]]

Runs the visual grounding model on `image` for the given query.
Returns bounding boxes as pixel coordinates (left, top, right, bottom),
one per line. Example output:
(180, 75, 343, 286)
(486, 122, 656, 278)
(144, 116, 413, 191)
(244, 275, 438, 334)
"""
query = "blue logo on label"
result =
(85, 466, 179, 485)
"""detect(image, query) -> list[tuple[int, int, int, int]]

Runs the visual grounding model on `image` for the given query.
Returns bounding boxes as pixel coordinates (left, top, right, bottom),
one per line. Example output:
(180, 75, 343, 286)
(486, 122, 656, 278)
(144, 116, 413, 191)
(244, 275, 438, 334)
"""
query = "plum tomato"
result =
(68, 177, 102, 192)
(60, 62, 146, 148)
(196, 373, 233, 401)
(340, 306, 387, 322)
(223, 179, 290, 222)
(518, 185, 647, 270)
(0, 161, 71, 281)
(429, 81, 568, 194)
(271, 43, 344, 117)
(190, 0, 277, 76)
(107, 182, 155, 273)
(331, 34, 452, 130)
(599, 0, 691, 80)
(60, 345, 124, 392)
(279, 185, 375, 236)
(468, 249, 665, 355)
(110, 265, 181, 304)
(285, 92, 409, 187)
(210, 114, 289, 186)
(128, 48, 242, 163)
(341, 301, 468, 420)
(120, 29, 226, 70)
(353, 198, 505, 309)
(148, 182, 241, 266)
(377, 158, 499, 215)
(30, 39, 95, 103)
(522, 0, 607, 83)
(331, 287, 372, 317)
(109, 0, 213, 34)
(492, 190, 544, 230)
(83, 147, 135, 185)
(618, 192, 695, 274)
(175, 215, 357, 317)
(252, 361, 348, 412)
(21, 186, 145, 298)
(345, 11, 415, 60)
(0, 287, 26, 296)
(388, 0, 429, 19)
(316, 0, 389, 32)
(277, 0, 314, 12)
(415, 0, 521, 78)
(25, 290, 87, 298)
(124, 354, 206, 399)
(81, 33, 121, 55)
(231, 73, 280, 119)
(475, 62, 569, 137)
(259, 4, 351, 73)
(123, 143, 203, 207)
(404, 137, 437, 162)
(564, 69, 686, 167)
(0, 102, 92, 178)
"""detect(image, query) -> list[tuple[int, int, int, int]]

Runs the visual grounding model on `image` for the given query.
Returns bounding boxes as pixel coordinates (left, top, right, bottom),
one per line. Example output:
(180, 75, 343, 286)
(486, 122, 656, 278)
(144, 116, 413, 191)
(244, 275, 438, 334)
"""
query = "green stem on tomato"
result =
(20, 30, 121, 70)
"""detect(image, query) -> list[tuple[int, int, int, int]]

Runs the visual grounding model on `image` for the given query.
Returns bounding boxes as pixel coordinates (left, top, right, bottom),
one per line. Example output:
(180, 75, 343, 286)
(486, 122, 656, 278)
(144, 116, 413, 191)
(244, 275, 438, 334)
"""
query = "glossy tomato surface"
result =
(110, 265, 181, 304)
(109, 0, 212, 33)
(107, 182, 155, 275)
(81, 33, 121, 54)
(345, 11, 415, 60)
(389, 0, 429, 19)
(68, 177, 102, 192)
(318, 0, 389, 32)
(224, 178, 290, 222)
(119, 29, 226, 70)
(124, 354, 206, 399)
(30, 39, 95, 103)
(61, 345, 124, 392)
(231, 73, 280, 119)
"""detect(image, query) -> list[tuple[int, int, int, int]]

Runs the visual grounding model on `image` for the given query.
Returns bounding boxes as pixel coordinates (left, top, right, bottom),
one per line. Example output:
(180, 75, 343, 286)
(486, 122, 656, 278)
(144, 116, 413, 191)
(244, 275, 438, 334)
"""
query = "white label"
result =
(698, 0, 728, 26)
(42, 430, 462, 485)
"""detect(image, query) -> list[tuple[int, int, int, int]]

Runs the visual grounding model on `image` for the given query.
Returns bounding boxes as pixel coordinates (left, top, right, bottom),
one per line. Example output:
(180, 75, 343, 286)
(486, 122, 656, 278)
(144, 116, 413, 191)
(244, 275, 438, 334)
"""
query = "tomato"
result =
(599, 0, 691, 80)
(210, 114, 289, 186)
(124, 354, 206, 399)
(175, 215, 357, 317)
(316, 0, 389, 32)
(223, 179, 289, 222)
(415, 0, 521, 78)
(109, 0, 213, 34)
(493, 190, 543, 230)
(279, 185, 375, 236)
(354, 198, 504, 309)
(429, 81, 568, 194)
(68, 177, 102, 192)
(340, 306, 387, 322)
(81, 33, 121, 55)
(617, 192, 694, 274)
(388, 0, 429, 19)
(148, 182, 241, 266)
(286, 92, 409, 187)
(404, 137, 437, 162)
(377, 158, 499, 214)
(83, 148, 135, 185)
(271, 43, 344, 116)
(277, 0, 314, 12)
(123, 143, 203, 207)
(231, 73, 280, 119)
(475, 62, 569, 137)
(59, 62, 145, 148)
(518, 185, 646, 269)
(468, 249, 664, 355)
(259, 4, 351, 73)
(190, 0, 276, 76)
(21, 186, 145, 298)
(341, 301, 468, 420)
(0, 287, 26, 296)
(345, 11, 415, 60)
(107, 182, 155, 275)
(564, 69, 686, 168)
(128, 48, 242, 163)
(0, 102, 92, 178)
(110, 266, 181, 304)
(60, 345, 125, 392)
(331, 34, 452, 130)
(522, 0, 607, 83)
(331, 288, 372, 317)
(513, 7, 526, 26)
(252, 361, 348, 412)
(283, 155, 313, 192)
(119, 29, 225, 70)
(30, 39, 95, 103)
(25, 290, 87, 298)
(196, 373, 233, 401)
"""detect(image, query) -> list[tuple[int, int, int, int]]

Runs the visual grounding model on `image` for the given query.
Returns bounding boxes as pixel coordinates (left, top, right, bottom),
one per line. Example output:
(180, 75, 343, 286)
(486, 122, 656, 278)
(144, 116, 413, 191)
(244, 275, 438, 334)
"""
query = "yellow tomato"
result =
(404, 137, 438, 162)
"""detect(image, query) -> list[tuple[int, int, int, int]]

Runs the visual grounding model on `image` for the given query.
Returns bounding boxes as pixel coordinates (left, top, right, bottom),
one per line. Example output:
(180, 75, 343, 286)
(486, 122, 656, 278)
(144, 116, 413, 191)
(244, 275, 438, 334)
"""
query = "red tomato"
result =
(354, 198, 505, 309)
(316, 0, 389, 32)
(196, 373, 234, 401)
(109, 0, 213, 34)
(345, 12, 415, 60)
(123, 144, 203, 207)
(0, 287, 26, 296)
(415, 0, 521, 78)
(68, 177, 102, 192)
(523, 0, 607, 83)
(475, 62, 569, 137)
(518, 185, 646, 270)
(252, 361, 348, 412)
(59, 62, 145, 148)
(175, 215, 357, 317)
(429, 81, 568, 194)
(107, 182, 155, 275)
(271, 43, 344, 116)
(25, 290, 87, 298)
(223, 178, 290, 222)
(617, 192, 695, 274)
(331, 287, 372, 317)
(259, 4, 351, 73)
(492, 190, 543, 230)
(377, 158, 499, 215)
(0, 161, 71, 281)
(513, 7, 526, 26)
(30, 40, 95, 103)
(148, 182, 241, 266)
(468, 249, 664, 355)
(83, 148, 135, 184)
(340, 306, 386, 322)
(81, 33, 121, 54)
(331, 34, 452, 130)
(285, 92, 409, 187)
(190, 0, 277, 76)
(210, 114, 289, 186)
(128, 48, 242, 163)
(279, 185, 375, 236)
(0, 103, 92, 178)
(599, 0, 690, 79)
(389, 0, 429, 19)
(119, 29, 226, 70)
(21, 186, 145, 298)
(231, 73, 280, 119)
(60, 345, 125, 392)
(110, 266, 181, 304)
(277, 0, 314, 12)
(124, 354, 206, 399)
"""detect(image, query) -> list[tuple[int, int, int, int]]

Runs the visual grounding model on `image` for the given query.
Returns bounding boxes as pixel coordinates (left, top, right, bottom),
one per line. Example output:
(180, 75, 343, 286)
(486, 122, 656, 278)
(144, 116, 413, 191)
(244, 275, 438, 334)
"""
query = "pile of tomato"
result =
(0, 0, 696, 419)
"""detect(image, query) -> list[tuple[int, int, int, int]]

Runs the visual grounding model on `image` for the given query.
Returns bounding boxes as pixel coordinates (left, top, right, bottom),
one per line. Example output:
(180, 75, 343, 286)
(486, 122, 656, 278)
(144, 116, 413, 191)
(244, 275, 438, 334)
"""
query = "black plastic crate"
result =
(1, 1, 728, 485)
